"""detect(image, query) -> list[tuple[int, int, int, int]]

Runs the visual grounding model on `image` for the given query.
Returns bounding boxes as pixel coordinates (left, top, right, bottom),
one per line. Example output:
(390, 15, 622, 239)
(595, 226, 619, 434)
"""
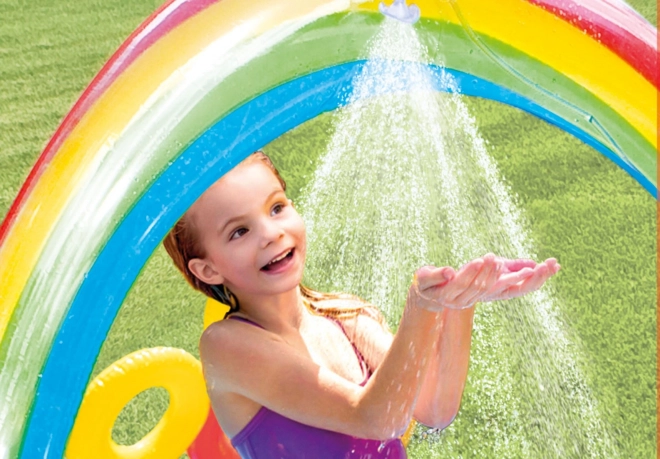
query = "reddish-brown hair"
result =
(163, 151, 386, 324)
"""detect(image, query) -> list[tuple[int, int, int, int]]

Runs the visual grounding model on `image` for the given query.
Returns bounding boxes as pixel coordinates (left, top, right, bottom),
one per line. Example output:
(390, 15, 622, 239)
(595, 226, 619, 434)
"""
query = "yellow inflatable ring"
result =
(66, 347, 209, 459)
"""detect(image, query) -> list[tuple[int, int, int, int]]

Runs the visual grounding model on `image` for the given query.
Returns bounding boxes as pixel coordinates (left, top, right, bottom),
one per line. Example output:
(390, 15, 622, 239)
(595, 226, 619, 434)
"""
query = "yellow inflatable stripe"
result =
(0, 0, 350, 341)
(204, 298, 231, 330)
(360, 0, 656, 146)
(0, 4, 227, 340)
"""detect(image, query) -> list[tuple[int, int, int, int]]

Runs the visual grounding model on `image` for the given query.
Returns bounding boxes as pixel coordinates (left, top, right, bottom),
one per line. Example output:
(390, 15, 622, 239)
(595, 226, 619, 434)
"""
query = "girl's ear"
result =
(188, 258, 225, 285)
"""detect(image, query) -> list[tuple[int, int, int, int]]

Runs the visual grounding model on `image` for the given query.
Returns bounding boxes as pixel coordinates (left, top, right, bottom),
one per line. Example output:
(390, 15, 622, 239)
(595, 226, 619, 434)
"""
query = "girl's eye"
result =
(271, 202, 285, 216)
(230, 228, 248, 240)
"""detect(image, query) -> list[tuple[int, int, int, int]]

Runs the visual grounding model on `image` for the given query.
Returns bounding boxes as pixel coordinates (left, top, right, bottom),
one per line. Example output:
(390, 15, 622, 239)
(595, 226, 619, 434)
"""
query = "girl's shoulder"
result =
(198, 314, 291, 395)
(199, 315, 281, 361)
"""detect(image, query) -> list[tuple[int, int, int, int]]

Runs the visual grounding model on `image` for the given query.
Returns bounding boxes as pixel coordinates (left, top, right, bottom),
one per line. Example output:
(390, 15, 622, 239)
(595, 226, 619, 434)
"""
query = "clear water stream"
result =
(299, 19, 619, 458)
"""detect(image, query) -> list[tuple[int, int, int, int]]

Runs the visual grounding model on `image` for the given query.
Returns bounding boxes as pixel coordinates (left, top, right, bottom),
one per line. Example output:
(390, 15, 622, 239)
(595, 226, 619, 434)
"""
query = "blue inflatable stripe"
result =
(21, 61, 653, 457)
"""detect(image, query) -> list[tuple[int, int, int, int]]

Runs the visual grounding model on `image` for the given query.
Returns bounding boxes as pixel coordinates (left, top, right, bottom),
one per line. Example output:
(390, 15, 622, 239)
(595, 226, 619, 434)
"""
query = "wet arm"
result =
(200, 295, 443, 441)
(412, 256, 560, 428)
(413, 305, 475, 429)
(355, 295, 443, 438)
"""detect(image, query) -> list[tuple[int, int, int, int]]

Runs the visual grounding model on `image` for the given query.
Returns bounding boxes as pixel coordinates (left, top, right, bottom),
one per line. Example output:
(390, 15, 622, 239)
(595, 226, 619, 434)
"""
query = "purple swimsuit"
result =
(227, 315, 407, 459)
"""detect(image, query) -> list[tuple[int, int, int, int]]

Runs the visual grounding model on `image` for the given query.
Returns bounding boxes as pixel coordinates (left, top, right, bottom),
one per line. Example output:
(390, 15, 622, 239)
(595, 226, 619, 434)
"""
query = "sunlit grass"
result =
(1, 1, 655, 457)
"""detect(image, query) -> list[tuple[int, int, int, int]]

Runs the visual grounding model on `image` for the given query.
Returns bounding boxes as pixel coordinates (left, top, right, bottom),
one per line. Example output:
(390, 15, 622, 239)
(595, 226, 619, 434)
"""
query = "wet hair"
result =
(163, 151, 386, 325)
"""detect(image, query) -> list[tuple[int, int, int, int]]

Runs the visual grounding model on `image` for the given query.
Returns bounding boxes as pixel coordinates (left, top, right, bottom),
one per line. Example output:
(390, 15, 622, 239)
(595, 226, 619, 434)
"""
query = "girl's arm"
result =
(346, 256, 560, 430)
(339, 289, 477, 431)
(412, 306, 474, 429)
(200, 289, 439, 440)
(339, 299, 474, 430)
(412, 257, 561, 428)
(200, 260, 493, 441)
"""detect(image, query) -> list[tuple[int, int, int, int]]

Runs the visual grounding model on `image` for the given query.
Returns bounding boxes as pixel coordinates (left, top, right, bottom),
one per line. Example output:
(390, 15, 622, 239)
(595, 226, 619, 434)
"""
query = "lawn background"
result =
(0, 0, 656, 457)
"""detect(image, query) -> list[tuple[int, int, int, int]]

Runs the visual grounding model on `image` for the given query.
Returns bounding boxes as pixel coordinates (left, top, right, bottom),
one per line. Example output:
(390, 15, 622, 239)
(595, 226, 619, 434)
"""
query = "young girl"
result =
(164, 151, 559, 458)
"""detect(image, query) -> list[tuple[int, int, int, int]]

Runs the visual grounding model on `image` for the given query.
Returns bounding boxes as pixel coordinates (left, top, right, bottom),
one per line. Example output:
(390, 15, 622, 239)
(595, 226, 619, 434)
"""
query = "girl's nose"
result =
(260, 220, 285, 247)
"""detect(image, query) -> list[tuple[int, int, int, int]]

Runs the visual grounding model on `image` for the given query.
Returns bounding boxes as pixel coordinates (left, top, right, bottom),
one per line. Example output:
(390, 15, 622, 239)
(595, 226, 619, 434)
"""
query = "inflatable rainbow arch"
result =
(0, 0, 656, 456)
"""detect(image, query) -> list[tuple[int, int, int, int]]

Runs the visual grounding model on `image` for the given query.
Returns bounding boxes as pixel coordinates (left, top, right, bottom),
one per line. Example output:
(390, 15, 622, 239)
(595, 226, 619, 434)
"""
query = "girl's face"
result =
(187, 160, 306, 299)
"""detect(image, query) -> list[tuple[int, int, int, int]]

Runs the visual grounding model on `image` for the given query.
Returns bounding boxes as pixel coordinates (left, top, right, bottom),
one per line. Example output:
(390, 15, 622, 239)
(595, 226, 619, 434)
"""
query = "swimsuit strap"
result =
(330, 318, 372, 384)
(226, 314, 371, 383)
(226, 314, 265, 329)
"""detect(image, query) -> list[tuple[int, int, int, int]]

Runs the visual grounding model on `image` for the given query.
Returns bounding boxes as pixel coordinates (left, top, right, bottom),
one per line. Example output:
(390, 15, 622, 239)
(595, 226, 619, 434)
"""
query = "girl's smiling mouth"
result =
(261, 248, 295, 273)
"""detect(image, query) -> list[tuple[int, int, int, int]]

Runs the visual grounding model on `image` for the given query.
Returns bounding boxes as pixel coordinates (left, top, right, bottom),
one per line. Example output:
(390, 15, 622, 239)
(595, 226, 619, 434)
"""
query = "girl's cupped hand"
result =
(410, 253, 560, 311)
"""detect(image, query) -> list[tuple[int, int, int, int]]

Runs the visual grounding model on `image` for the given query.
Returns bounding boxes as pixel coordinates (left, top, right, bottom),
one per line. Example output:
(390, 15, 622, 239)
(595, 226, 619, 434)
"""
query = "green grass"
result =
(1, 1, 656, 458)
(456, 98, 656, 458)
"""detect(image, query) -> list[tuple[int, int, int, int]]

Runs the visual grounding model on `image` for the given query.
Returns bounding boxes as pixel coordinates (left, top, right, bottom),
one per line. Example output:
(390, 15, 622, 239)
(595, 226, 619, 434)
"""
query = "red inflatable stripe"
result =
(0, 0, 218, 248)
(187, 408, 241, 459)
(528, 0, 658, 88)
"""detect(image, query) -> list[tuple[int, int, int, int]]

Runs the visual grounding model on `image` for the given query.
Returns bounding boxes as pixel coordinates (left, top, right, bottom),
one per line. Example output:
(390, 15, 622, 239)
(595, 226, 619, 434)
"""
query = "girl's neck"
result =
(233, 286, 307, 332)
